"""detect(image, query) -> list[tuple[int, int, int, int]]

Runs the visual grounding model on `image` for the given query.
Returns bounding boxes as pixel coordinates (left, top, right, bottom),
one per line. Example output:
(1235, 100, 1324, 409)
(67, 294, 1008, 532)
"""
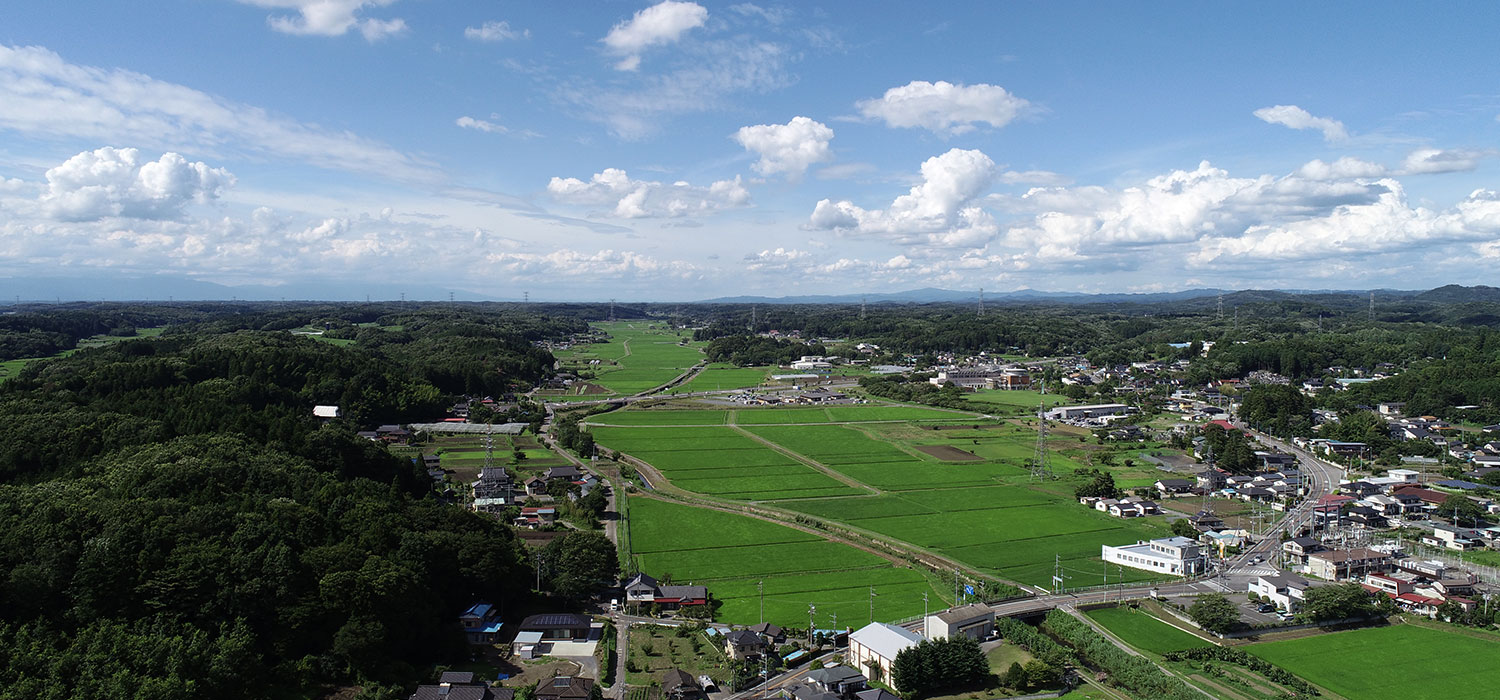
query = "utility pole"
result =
(759, 580, 764, 624)
(869, 586, 876, 624)
(808, 604, 816, 647)
(922, 592, 929, 638)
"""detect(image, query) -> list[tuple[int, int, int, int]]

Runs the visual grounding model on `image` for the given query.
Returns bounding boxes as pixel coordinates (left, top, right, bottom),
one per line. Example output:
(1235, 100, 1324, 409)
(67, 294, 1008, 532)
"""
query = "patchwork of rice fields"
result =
(598, 401, 1173, 594)
(557, 322, 703, 396)
(626, 497, 946, 627)
(591, 425, 864, 500)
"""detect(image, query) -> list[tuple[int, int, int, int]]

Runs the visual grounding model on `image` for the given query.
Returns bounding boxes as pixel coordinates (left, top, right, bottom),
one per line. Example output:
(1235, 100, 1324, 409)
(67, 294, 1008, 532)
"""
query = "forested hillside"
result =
(0, 306, 578, 698)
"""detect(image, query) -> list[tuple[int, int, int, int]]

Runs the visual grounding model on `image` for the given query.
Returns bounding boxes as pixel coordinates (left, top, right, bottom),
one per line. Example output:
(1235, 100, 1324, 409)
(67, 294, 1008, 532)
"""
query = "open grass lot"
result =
(1084, 606, 1212, 655)
(964, 389, 1075, 414)
(672, 364, 768, 394)
(1248, 623, 1500, 700)
(625, 498, 944, 627)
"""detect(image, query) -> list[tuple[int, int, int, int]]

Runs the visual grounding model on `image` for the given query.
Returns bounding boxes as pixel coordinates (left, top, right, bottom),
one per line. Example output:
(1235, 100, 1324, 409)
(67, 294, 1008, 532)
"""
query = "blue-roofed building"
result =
(461, 601, 503, 644)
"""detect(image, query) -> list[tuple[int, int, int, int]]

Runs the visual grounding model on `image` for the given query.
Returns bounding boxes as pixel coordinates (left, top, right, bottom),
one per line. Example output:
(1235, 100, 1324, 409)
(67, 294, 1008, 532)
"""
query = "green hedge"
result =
(1043, 610, 1199, 700)
(1161, 647, 1318, 696)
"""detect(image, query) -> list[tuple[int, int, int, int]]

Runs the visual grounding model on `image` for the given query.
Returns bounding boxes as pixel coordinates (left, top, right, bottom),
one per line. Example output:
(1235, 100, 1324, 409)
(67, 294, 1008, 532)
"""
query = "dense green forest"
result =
(0, 304, 588, 697)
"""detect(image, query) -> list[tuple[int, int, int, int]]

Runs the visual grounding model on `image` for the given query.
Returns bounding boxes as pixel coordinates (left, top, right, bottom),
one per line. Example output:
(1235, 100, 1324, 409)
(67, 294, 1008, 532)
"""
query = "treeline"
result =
(0, 434, 532, 698)
(702, 336, 827, 366)
(0, 332, 443, 483)
(857, 375, 970, 410)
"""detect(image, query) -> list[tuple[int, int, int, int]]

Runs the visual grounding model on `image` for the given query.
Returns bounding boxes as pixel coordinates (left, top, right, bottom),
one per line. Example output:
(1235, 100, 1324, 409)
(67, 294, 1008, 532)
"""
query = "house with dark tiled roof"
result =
(536, 677, 593, 700)
(622, 573, 709, 610)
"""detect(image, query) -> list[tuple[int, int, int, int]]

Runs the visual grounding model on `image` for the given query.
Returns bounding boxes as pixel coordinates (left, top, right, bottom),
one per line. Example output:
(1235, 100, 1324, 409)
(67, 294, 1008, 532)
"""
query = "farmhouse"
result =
(623, 573, 710, 610)
(847, 622, 924, 688)
(1101, 536, 1206, 576)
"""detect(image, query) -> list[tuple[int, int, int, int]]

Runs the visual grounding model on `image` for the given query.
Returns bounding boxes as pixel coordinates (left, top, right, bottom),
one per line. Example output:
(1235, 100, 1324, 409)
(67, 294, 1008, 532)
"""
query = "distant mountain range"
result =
(1, 275, 1496, 306)
(694, 286, 1479, 305)
(697, 287, 1231, 304)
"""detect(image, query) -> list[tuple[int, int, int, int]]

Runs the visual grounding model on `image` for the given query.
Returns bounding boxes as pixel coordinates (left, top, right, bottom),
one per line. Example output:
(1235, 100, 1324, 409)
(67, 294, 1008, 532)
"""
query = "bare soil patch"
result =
(914, 444, 983, 461)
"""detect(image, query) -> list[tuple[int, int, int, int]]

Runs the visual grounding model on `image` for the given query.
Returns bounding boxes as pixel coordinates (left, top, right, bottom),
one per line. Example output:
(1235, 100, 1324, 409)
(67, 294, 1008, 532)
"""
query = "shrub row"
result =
(1043, 610, 1200, 700)
(1160, 647, 1318, 696)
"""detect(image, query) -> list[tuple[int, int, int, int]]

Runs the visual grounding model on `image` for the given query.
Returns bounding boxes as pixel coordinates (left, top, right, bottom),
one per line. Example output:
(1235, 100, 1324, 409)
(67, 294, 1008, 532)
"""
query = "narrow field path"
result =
(728, 424, 878, 494)
(628, 491, 906, 567)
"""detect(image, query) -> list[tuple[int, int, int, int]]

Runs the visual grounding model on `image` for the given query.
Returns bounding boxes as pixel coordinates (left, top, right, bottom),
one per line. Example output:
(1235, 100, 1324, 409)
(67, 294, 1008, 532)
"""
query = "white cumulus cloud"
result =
(807, 148, 999, 247)
(856, 81, 1031, 136)
(38, 147, 234, 221)
(465, 20, 527, 42)
(1398, 147, 1486, 175)
(1253, 104, 1348, 142)
(732, 116, 833, 178)
(602, 0, 708, 71)
(237, 0, 407, 41)
(547, 168, 748, 218)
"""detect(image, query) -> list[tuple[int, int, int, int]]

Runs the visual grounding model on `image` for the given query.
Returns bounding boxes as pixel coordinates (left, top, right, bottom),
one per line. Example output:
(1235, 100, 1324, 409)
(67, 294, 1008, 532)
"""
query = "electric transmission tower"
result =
(1029, 386, 1054, 480)
(978, 288, 985, 317)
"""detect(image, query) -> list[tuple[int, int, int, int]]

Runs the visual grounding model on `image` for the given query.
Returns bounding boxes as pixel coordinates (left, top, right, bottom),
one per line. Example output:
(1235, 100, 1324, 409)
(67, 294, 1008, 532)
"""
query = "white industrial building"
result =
(1046, 403, 1130, 421)
(847, 622, 924, 688)
(1102, 536, 1206, 576)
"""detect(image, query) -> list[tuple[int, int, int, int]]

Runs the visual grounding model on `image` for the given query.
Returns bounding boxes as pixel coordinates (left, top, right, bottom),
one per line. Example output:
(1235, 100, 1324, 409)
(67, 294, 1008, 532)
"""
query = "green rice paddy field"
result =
(595, 403, 1173, 590)
(1248, 623, 1500, 700)
(672, 364, 769, 394)
(1084, 606, 1212, 655)
(556, 322, 703, 395)
(964, 389, 1076, 414)
(627, 497, 946, 627)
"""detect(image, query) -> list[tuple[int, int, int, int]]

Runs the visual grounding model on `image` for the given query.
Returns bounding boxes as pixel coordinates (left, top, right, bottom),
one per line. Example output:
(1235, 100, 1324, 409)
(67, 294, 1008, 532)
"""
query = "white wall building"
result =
(847, 622, 924, 688)
(923, 603, 995, 640)
(1047, 403, 1130, 421)
(1102, 536, 1206, 577)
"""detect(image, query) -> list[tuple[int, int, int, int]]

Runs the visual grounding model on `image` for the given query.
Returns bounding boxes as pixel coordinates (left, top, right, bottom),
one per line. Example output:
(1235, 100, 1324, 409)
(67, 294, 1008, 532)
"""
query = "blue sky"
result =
(2, 1, 1499, 300)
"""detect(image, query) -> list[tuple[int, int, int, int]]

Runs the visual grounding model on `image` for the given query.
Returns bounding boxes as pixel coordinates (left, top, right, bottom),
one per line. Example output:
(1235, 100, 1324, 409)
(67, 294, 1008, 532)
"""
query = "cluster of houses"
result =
(1198, 466, 1306, 504)
(467, 463, 601, 529)
(1262, 541, 1483, 619)
(1079, 495, 1162, 518)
